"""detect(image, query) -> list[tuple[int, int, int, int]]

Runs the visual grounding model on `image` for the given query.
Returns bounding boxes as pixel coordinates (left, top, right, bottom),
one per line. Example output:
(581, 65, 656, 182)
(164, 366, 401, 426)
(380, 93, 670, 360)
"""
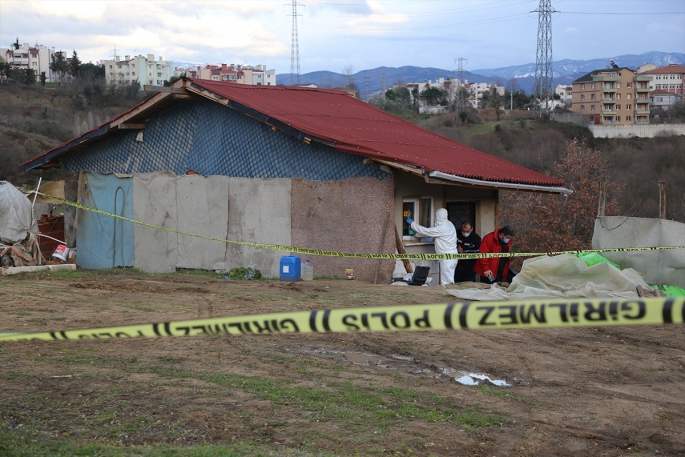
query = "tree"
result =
(489, 89, 505, 120)
(69, 50, 81, 78)
(40, 71, 46, 86)
(163, 75, 181, 87)
(420, 87, 447, 106)
(501, 139, 623, 256)
(13, 37, 20, 50)
(50, 51, 68, 83)
(78, 62, 105, 80)
(385, 86, 411, 107)
(479, 90, 490, 109)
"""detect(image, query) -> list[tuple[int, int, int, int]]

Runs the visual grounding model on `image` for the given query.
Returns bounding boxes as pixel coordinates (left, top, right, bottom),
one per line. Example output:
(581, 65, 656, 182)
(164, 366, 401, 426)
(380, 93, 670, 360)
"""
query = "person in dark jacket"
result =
(474, 226, 515, 284)
(454, 221, 481, 282)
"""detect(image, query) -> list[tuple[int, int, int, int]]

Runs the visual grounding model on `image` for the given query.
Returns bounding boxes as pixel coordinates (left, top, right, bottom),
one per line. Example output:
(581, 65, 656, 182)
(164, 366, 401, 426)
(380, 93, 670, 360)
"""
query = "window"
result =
(403, 197, 433, 241)
(616, 93, 621, 100)
(581, 105, 585, 112)
(581, 84, 585, 90)
(591, 105, 595, 111)
(616, 104, 621, 110)
(627, 115, 632, 121)
(617, 82, 621, 88)
(627, 93, 631, 99)
(617, 116, 621, 121)
(626, 104, 631, 110)
(627, 82, 632, 88)
(591, 83, 595, 89)
(581, 94, 585, 101)
(591, 94, 595, 100)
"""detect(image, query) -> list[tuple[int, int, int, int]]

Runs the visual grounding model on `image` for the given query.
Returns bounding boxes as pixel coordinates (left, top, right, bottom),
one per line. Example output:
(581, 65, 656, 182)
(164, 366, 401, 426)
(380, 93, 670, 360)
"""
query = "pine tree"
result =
(69, 50, 81, 77)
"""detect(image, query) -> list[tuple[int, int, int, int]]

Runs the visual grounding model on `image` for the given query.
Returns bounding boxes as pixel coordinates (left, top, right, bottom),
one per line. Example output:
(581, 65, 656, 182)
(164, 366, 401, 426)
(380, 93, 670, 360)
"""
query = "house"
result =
(554, 84, 572, 105)
(19, 79, 568, 284)
(4, 43, 55, 82)
(641, 64, 685, 98)
(649, 89, 682, 111)
(186, 63, 276, 86)
(572, 66, 652, 125)
(102, 54, 174, 87)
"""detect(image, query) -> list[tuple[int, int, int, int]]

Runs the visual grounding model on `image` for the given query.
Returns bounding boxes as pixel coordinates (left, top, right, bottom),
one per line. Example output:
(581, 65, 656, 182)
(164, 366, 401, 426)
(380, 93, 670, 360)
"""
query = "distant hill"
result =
(277, 51, 684, 96)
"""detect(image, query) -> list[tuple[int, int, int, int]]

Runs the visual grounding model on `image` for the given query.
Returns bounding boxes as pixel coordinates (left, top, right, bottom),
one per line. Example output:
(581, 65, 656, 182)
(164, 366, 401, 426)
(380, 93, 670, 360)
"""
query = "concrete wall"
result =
(588, 123, 685, 138)
(554, 112, 591, 127)
(291, 176, 396, 283)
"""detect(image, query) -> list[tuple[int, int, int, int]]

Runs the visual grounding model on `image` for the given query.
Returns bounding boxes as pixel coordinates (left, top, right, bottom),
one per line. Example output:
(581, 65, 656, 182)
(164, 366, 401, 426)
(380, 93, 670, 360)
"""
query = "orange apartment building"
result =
(572, 67, 652, 125)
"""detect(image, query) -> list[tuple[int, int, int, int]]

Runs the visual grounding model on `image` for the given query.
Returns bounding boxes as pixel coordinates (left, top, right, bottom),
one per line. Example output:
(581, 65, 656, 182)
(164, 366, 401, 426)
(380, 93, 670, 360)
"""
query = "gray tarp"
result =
(593, 216, 685, 288)
(448, 254, 650, 301)
(132, 172, 291, 275)
(0, 181, 38, 244)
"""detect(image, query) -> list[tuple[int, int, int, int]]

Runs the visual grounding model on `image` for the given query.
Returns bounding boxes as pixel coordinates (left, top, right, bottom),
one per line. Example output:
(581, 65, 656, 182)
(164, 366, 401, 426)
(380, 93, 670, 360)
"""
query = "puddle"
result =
(345, 352, 384, 365)
(294, 346, 518, 386)
(445, 368, 511, 387)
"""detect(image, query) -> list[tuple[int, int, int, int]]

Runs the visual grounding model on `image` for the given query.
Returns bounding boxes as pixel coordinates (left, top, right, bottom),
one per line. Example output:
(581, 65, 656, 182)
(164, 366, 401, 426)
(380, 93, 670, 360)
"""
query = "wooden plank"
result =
(117, 123, 146, 129)
(395, 226, 413, 274)
(109, 91, 171, 128)
(659, 181, 666, 219)
(143, 85, 186, 94)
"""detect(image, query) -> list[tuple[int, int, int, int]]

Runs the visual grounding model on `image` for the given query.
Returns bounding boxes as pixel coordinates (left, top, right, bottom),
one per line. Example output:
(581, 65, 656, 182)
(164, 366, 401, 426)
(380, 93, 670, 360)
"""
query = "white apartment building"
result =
(4, 43, 55, 81)
(103, 54, 174, 88)
(554, 84, 573, 104)
(189, 63, 276, 86)
(642, 64, 685, 97)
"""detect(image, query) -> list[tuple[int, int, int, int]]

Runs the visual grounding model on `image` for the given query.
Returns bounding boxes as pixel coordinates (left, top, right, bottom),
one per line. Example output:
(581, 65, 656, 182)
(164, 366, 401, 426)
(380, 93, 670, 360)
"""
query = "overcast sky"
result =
(1, 0, 684, 74)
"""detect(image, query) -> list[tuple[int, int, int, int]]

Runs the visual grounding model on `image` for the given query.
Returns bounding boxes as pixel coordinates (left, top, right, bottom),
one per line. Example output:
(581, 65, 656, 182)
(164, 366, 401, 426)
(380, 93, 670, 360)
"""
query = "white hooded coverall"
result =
(410, 208, 458, 285)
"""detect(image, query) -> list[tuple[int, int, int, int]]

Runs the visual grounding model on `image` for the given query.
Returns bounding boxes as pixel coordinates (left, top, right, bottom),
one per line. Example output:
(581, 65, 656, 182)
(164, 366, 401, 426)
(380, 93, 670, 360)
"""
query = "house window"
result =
(581, 95, 585, 101)
(617, 116, 621, 121)
(627, 104, 631, 110)
(627, 93, 632, 99)
(591, 83, 595, 89)
(617, 104, 621, 110)
(591, 105, 595, 111)
(581, 84, 585, 90)
(616, 93, 621, 100)
(627, 115, 632, 121)
(581, 105, 585, 112)
(591, 94, 595, 100)
(627, 82, 632, 88)
(617, 82, 621, 88)
(402, 197, 433, 241)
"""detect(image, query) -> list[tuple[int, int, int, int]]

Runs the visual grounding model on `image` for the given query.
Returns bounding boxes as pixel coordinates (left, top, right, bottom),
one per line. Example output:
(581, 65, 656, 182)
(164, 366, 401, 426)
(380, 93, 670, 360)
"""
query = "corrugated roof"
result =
(642, 65, 685, 75)
(189, 79, 562, 187)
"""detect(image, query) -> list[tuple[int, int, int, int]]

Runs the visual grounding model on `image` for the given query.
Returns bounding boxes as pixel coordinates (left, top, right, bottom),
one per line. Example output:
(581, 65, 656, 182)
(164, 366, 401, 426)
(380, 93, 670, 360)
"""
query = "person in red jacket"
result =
(474, 226, 516, 284)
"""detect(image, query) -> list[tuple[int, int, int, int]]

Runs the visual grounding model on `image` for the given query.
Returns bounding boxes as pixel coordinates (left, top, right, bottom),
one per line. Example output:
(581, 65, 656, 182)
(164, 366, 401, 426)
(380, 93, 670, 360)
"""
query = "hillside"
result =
(277, 51, 685, 95)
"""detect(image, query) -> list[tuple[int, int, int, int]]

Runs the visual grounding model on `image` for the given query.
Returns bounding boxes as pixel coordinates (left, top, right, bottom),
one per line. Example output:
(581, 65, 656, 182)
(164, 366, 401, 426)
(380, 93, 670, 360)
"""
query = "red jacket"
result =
(474, 228, 513, 278)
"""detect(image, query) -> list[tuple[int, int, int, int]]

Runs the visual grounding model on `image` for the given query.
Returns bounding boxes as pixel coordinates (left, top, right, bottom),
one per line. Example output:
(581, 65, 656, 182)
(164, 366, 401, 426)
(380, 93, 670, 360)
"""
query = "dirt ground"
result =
(1, 269, 684, 457)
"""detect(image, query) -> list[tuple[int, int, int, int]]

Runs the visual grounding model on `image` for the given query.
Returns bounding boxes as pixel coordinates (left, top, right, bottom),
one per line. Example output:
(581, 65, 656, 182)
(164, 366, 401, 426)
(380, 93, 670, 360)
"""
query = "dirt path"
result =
(1, 270, 684, 456)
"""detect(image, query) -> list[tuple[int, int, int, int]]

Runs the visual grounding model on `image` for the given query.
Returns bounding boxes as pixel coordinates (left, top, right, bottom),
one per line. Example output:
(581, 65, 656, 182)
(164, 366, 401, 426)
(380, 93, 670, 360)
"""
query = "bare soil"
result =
(1, 270, 684, 456)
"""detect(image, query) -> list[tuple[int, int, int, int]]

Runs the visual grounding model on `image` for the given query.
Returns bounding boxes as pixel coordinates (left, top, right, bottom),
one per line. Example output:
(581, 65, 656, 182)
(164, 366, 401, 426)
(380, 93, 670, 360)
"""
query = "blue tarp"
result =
(76, 173, 134, 269)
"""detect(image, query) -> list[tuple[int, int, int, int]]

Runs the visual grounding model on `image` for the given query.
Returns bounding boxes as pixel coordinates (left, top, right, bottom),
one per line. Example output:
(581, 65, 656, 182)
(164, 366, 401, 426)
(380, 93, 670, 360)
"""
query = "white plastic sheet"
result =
(0, 181, 38, 244)
(448, 254, 650, 301)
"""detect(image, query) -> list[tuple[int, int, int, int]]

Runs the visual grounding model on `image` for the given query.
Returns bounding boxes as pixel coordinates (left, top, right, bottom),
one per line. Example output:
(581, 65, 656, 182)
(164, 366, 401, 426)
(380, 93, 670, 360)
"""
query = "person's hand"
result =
(484, 270, 494, 280)
(458, 246, 464, 253)
(405, 217, 413, 225)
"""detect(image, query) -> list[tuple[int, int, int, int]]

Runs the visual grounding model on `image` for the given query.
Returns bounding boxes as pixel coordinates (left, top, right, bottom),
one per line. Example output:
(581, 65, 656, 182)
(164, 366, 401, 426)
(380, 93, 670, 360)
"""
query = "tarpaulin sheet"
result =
(76, 173, 134, 269)
(0, 181, 38, 244)
(448, 254, 650, 301)
(593, 216, 685, 288)
(131, 172, 291, 275)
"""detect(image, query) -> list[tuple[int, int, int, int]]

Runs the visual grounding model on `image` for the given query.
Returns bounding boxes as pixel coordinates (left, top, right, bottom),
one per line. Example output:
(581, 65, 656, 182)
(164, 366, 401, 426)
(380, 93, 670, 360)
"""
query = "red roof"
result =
(642, 65, 685, 75)
(190, 79, 562, 187)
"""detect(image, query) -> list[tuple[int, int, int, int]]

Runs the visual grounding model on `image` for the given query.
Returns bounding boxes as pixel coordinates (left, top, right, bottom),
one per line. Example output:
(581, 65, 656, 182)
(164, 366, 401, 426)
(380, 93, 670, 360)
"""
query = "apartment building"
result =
(642, 64, 685, 97)
(4, 43, 55, 81)
(649, 90, 682, 110)
(103, 54, 174, 88)
(572, 67, 652, 125)
(554, 84, 572, 104)
(188, 63, 276, 86)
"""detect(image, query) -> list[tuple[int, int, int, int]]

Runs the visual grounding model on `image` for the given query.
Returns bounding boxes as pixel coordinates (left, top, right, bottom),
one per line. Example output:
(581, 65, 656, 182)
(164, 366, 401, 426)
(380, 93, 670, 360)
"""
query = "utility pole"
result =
(364, 76, 370, 100)
(289, 1, 302, 86)
(381, 72, 387, 98)
(533, 0, 556, 119)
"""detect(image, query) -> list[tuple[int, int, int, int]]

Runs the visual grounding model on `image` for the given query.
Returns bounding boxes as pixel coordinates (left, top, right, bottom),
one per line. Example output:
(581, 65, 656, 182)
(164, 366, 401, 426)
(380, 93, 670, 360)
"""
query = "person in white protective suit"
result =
(405, 208, 458, 285)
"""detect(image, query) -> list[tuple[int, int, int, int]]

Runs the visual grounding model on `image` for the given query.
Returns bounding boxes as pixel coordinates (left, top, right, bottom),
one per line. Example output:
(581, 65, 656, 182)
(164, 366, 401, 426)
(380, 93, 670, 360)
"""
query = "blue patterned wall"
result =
(60, 98, 388, 180)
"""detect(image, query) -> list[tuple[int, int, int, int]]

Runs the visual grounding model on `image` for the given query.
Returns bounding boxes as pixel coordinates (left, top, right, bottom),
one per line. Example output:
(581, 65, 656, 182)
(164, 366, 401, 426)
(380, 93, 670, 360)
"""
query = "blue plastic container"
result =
(279, 255, 302, 281)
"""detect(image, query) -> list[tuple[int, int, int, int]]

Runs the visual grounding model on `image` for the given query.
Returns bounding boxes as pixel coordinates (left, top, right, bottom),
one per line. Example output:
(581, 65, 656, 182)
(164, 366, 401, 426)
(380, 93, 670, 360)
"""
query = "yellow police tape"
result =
(1, 298, 683, 343)
(26, 190, 685, 261)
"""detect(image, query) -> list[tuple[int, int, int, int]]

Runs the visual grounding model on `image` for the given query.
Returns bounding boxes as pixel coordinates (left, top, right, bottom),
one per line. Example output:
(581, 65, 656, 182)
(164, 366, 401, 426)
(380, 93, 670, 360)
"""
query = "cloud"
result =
(564, 27, 578, 34)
